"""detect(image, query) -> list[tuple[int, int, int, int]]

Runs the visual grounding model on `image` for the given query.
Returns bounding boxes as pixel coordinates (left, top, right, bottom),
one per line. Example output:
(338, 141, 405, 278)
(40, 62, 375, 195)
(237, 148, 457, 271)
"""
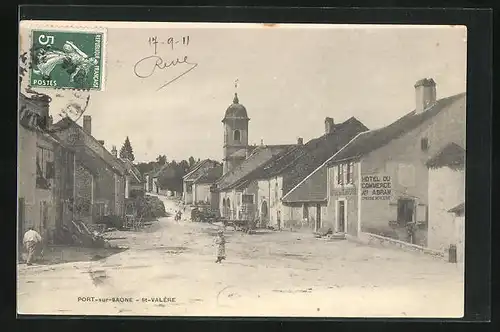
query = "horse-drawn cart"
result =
(191, 206, 219, 223)
(220, 218, 257, 233)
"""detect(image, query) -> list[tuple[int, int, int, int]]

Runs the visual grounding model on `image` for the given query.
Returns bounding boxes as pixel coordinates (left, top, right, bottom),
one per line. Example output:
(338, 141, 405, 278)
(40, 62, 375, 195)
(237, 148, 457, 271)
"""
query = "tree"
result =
(188, 156, 196, 168)
(135, 161, 157, 176)
(156, 155, 167, 165)
(179, 160, 190, 173)
(119, 136, 135, 161)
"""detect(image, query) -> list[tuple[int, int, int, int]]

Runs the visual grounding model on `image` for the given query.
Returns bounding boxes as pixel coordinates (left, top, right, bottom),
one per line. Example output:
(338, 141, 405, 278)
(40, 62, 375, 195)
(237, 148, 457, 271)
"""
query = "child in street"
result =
(214, 229, 226, 263)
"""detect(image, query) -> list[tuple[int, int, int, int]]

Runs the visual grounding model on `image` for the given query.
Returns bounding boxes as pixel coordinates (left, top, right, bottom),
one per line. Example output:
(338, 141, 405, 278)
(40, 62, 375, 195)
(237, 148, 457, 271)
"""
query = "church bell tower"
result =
(222, 92, 250, 174)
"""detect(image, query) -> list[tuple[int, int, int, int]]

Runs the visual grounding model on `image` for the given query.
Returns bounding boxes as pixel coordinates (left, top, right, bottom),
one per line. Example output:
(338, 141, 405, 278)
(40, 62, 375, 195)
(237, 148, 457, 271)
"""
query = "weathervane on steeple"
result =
(233, 78, 239, 104)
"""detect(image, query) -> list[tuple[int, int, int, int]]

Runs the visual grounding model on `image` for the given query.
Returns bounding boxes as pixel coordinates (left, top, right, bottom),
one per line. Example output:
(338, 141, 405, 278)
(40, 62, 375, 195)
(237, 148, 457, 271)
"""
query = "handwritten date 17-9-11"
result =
(134, 36, 197, 91)
(148, 36, 190, 52)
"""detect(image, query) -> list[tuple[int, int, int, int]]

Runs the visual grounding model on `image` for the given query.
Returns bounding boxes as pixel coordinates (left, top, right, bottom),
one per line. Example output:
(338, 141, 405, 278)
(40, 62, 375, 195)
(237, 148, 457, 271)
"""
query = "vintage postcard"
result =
(17, 21, 467, 317)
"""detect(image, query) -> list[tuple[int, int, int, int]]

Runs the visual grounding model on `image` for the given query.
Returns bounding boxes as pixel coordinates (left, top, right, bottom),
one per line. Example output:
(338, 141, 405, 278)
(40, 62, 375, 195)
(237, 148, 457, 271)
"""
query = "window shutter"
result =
(342, 164, 347, 185)
(416, 204, 427, 223)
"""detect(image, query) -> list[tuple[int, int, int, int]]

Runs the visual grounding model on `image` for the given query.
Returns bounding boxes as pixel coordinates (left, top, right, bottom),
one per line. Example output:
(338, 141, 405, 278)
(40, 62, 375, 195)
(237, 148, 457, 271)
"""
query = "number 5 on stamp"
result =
(30, 30, 104, 91)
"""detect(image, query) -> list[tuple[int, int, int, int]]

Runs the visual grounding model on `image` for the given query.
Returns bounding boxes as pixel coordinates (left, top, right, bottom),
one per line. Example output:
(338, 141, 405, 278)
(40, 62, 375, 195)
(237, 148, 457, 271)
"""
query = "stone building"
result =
(52, 116, 127, 224)
(427, 142, 465, 261)
(285, 78, 465, 246)
(182, 159, 222, 205)
(18, 93, 75, 245)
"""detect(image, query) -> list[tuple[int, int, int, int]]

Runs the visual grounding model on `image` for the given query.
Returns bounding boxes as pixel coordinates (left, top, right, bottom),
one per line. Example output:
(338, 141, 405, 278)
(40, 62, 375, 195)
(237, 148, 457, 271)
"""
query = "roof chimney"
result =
(325, 117, 334, 134)
(111, 145, 117, 158)
(414, 78, 436, 114)
(83, 115, 91, 134)
(297, 137, 303, 145)
(97, 140, 104, 145)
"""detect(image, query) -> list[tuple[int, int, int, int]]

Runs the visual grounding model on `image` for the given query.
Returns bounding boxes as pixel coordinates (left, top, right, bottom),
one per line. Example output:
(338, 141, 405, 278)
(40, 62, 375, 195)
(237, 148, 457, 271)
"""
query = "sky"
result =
(20, 22, 467, 163)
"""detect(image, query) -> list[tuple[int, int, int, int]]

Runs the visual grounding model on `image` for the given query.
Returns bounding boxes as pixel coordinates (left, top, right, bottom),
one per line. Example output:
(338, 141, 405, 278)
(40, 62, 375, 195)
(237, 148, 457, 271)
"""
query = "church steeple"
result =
(222, 80, 249, 175)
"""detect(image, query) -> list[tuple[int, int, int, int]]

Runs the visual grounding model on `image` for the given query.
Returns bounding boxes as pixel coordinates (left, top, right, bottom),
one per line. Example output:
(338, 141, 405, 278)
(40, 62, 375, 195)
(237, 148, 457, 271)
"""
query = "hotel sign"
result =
(361, 174, 392, 200)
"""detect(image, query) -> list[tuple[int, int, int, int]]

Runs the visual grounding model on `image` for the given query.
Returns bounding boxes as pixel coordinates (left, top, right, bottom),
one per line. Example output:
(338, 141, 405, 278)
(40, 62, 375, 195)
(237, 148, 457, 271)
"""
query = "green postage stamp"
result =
(29, 29, 104, 90)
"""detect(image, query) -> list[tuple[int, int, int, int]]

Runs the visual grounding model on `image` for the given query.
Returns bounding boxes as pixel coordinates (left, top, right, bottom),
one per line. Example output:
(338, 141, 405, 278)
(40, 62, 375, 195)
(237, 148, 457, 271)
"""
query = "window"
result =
(421, 138, 429, 151)
(94, 202, 108, 218)
(242, 194, 254, 204)
(233, 130, 241, 142)
(337, 162, 354, 186)
(397, 199, 414, 223)
(337, 165, 343, 185)
(346, 162, 354, 185)
(36, 146, 54, 189)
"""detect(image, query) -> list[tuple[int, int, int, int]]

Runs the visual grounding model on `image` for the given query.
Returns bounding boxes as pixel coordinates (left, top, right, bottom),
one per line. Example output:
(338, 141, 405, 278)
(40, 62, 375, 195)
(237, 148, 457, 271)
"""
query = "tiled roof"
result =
(52, 117, 126, 175)
(194, 164, 223, 184)
(326, 93, 466, 166)
(226, 145, 301, 190)
(224, 117, 368, 195)
(426, 142, 465, 169)
(216, 144, 294, 191)
(281, 117, 368, 194)
(229, 148, 248, 158)
(281, 165, 328, 203)
(183, 159, 221, 184)
(121, 158, 144, 183)
(183, 159, 212, 180)
(283, 92, 465, 203)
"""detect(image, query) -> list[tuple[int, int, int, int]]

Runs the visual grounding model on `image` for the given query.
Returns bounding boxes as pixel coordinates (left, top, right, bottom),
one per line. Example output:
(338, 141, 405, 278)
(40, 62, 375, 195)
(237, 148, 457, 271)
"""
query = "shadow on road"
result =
(23, 246, 129, 266)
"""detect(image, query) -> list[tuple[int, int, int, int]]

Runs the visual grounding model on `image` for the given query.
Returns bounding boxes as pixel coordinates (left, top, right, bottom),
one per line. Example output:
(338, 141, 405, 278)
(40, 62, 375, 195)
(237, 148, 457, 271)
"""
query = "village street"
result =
(17, 196, 464, 318)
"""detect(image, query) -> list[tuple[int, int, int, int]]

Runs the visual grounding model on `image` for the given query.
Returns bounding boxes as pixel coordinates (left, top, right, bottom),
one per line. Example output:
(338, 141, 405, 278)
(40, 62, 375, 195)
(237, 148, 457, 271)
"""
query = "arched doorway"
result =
(261, 200, 269, 226)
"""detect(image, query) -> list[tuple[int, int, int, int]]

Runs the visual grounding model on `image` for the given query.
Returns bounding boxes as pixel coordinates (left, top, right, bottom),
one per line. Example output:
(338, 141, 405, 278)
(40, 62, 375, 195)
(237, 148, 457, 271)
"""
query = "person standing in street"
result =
(23, 226, 42, 265)
(214, 229, 226, 263)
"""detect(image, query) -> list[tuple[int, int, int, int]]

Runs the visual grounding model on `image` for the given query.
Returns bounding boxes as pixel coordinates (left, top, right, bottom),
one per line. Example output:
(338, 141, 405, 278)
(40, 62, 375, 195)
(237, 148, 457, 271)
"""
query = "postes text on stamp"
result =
(29, 30, 104, 90)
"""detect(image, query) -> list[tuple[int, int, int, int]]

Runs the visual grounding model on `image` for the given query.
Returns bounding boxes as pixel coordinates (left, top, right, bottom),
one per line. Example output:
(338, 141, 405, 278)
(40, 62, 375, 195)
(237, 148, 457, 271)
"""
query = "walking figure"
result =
(23, 226, 43, 265)
(214, 230, 226, 263)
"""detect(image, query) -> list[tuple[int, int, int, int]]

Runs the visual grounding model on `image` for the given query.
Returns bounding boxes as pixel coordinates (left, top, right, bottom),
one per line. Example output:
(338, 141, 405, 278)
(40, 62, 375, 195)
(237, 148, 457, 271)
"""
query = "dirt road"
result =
(17, 196, 464, 317)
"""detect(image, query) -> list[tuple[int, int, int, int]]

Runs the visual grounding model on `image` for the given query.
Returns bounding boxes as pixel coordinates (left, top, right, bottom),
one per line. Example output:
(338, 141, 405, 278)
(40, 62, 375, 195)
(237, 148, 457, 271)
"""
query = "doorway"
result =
(397, 199, 415, 223)
(315, 204, 322, 231)
(261, 200, 268, 225)
(397, 198, 415, 243)
(337, 200, 346, 233)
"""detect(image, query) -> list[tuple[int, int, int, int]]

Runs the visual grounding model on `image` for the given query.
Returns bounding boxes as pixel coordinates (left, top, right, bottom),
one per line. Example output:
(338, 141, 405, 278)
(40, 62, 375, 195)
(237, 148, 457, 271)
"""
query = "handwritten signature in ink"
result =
(133, 37, 198, 91)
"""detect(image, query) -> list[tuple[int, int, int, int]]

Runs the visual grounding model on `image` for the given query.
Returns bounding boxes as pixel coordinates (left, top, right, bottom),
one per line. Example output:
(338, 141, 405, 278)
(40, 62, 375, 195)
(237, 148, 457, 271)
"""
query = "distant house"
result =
(427, 142, 465, 261)
(18, 93, 76, 246)
(215, 144, 296, 220)
(116, 154, 145, 198)
(146, 163, 167, 194)
(284, 78, 465, 246)
(52, 115, 127, 225)
(182, 159, 222, 205)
